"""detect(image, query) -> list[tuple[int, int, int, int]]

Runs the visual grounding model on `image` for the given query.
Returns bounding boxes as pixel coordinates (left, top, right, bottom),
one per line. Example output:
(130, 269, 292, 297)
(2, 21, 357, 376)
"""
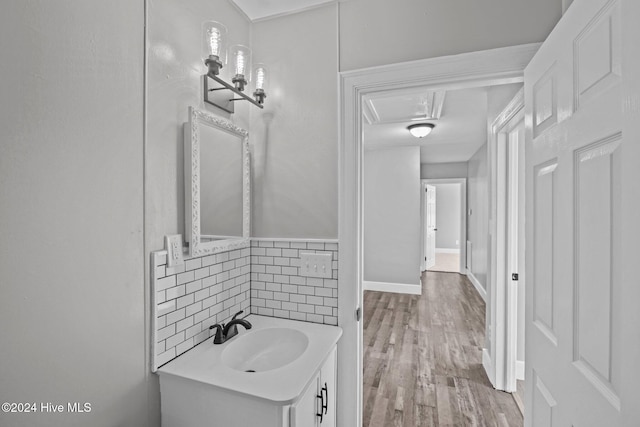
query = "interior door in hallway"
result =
(524, 0, 640, 425)
(424, 184, 436, 270)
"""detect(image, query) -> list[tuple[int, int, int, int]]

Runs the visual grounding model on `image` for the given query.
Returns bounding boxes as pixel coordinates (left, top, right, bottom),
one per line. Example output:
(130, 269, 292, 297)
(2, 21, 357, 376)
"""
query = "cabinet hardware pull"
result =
(322, 383, 328, 415)
(316, 390, 324, 423)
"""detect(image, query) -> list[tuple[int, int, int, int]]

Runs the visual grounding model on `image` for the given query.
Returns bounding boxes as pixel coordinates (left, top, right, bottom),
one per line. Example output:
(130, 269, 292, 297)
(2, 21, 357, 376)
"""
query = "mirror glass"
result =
(200, 124, 243, 240)
(184, 107, 250, 257)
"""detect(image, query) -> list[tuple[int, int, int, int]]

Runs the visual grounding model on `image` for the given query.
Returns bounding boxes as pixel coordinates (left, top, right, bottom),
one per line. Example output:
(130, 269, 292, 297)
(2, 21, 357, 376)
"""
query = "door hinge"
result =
(512, 273, 519, 281)
(355, 307, 361, 322)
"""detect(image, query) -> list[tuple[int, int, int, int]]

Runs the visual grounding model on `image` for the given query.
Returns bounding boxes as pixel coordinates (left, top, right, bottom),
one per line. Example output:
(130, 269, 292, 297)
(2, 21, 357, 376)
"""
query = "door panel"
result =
(525, 0, 638, 425)
(425, 185, 436, 269)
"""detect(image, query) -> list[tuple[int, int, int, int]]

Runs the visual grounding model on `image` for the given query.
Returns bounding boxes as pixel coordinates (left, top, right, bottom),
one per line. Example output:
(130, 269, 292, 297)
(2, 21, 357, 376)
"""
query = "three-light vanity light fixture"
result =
(203, 21, 268, 113)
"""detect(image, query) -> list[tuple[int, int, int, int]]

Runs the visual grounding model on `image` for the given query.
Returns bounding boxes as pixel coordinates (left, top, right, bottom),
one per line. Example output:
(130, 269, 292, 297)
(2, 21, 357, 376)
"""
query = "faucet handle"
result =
(232, 310, 244, 320)
(209, 323, 225, 344)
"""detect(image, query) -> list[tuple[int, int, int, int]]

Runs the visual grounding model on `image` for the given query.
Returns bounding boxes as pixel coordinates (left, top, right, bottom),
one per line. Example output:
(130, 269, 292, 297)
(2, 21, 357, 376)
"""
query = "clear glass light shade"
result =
(230, 45, 252, 79)
(254, 64, 267, 90)
(407, 123, 435, 138)
(203, 21, 227, 59)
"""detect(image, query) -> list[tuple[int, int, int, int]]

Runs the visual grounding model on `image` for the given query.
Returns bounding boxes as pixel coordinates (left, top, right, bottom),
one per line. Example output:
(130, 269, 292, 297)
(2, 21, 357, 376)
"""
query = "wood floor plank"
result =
(363, 271, 523, 427)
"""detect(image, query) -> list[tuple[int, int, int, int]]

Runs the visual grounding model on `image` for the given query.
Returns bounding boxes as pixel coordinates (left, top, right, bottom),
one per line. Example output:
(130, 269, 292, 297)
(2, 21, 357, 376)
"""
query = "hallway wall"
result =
(467, 144, 489, 290)
(364, 146, 421, 288)
(421, 162, 468, 179)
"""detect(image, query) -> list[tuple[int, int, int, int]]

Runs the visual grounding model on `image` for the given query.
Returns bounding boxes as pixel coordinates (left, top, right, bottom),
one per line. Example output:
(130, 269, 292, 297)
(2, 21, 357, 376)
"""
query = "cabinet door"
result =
(290, 374, 319, 427)
(318, 347, 337, 427)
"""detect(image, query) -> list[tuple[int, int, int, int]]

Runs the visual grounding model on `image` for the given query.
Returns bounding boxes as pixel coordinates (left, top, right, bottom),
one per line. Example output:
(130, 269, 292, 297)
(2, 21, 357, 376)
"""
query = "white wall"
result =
(250, 5, 339, 238)
(146, 0, 251, 251)
(338, 0, 561, 71)
(364, 146, 421, 286)
(466, 144, 489, 290)
(433, 183, 461, 250)
(145, 2, 251, 421)
(0, 1, 147, 426)
(421, 162, 468, 179)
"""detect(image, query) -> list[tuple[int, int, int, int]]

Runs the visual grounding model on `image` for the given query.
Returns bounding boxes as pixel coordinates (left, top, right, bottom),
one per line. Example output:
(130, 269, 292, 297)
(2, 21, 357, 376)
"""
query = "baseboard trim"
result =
(516, 360, 525, 381)
(436, 248, 460, 254)
(466, 269, 487, 302)
(363, 281, 422, 295)
(483, 348, 496, 388)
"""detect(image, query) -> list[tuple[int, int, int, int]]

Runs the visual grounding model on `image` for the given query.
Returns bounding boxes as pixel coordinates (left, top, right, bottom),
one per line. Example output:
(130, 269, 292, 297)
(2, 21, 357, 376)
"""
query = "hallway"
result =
(363, 271, 522, 426)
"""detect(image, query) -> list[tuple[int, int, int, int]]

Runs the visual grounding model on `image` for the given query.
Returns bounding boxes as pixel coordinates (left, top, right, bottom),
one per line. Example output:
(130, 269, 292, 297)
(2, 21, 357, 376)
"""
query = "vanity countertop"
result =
(156, 315, 342, 405)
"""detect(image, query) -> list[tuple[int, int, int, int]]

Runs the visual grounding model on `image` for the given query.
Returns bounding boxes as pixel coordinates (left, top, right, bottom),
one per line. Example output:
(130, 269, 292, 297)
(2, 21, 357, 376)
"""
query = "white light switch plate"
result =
(300, 252, 332, 278)
(165, 234, 184, 268)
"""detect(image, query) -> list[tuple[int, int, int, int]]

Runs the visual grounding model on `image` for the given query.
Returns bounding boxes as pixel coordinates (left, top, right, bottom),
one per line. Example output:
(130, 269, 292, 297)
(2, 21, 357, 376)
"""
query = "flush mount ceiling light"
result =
(407, 123, 435, 138)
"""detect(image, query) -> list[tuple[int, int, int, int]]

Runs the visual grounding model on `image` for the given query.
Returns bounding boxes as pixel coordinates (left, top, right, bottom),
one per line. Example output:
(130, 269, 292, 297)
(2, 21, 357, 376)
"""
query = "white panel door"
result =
(524, 0, 640, 426)
(425, 185, 436, 269)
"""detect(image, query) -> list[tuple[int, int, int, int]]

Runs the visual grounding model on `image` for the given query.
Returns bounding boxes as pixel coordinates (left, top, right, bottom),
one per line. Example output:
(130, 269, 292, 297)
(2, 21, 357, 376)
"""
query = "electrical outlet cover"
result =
(165, 234, 184, 268)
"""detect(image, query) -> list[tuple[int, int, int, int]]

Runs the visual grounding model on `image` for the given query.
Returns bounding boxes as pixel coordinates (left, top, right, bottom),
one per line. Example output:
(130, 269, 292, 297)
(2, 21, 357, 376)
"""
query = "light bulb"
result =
(255, 65, 266, 90)
(230, 45, 251, 91)
(253, 64, 267, 105)
(207, 27, 222, 57)
(202, 22, 226, 76)
(235, 50, 246, 76)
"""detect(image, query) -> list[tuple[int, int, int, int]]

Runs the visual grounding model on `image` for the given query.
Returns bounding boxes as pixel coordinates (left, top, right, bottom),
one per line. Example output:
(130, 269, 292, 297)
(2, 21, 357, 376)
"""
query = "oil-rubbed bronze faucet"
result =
(209, 310, 252, 344)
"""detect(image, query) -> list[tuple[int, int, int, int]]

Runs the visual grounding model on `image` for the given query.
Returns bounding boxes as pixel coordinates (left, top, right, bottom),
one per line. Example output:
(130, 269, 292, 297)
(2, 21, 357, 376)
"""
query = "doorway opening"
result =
(421, 178, 466, 274)
(337, 43, 539, 427)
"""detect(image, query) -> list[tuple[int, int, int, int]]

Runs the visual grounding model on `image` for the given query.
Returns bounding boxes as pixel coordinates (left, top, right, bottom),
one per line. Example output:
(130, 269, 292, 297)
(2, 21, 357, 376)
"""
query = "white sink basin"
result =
(221, 327, 309, 372)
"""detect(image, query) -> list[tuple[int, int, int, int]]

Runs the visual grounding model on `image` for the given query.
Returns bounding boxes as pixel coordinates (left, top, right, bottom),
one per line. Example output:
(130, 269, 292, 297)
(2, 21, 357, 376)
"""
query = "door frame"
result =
(421, 178, 467, 274)
(485, 88, 525, 392)
(338, 43, 540, 427)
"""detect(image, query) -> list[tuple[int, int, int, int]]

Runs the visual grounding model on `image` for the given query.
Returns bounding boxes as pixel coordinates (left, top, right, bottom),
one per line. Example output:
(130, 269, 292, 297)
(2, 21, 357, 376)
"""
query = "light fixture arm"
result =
(203, 74, 264, 113)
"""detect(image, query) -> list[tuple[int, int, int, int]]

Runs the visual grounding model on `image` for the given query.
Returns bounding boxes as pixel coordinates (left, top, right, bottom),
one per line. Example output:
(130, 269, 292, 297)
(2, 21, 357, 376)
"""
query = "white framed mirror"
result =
(184, 106, 250, 257)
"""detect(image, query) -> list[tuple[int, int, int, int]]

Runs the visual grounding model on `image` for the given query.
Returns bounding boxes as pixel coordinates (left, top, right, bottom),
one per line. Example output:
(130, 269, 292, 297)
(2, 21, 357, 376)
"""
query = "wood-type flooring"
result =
(363, 271, 523, 427)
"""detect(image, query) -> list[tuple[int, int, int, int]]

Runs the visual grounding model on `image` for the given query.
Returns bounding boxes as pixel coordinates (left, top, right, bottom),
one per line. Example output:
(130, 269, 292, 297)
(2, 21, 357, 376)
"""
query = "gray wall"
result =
(364, 147, 421, 286)
(338, 0, 561, 70)
(145, 0, 251, 252)
(421, 162, 468, 179)
(250, 5, 338, 238)
(433, 183, 461, 250)
(467, 144, 489, 290)
(0, 0, 562, 425)
(0, 1, 147, 426)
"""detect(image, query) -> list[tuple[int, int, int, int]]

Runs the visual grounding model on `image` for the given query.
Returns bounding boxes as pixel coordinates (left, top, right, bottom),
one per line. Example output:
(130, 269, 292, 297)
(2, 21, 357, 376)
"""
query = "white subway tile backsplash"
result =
(166, 308, 186, 325)
(165, 331, 185, 349)
(176, 316, 194, 332)
(176, 293, 194, 309)
(185, 258, 201, 271)
(157, 324, 175, 341)
(156, 276, 176, 291)
(157, 300, 176, 317)
(290, 294, 306, 303)
(166, 285, 185, 300)
(250, 240, 339, 326)
(175, 338, 193, 356)
(153, 240, 337, 370)
(152, 246, 251, 370)
(176, 270, 195, 286)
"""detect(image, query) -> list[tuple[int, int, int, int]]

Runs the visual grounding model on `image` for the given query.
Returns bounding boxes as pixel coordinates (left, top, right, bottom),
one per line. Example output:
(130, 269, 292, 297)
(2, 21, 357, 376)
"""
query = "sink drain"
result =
(245, 369, 256, 373)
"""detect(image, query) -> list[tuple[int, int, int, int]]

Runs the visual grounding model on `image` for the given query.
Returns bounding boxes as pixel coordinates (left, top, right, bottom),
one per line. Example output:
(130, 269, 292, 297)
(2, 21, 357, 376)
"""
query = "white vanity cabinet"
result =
(291, 347, 336, 427)
(157, 316, 342, 427)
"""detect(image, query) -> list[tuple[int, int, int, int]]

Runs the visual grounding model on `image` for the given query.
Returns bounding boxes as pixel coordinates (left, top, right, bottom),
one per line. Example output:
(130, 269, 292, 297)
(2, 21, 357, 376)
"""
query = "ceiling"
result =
(230, 0, 336, 21)
(363, 87, 490, 164)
